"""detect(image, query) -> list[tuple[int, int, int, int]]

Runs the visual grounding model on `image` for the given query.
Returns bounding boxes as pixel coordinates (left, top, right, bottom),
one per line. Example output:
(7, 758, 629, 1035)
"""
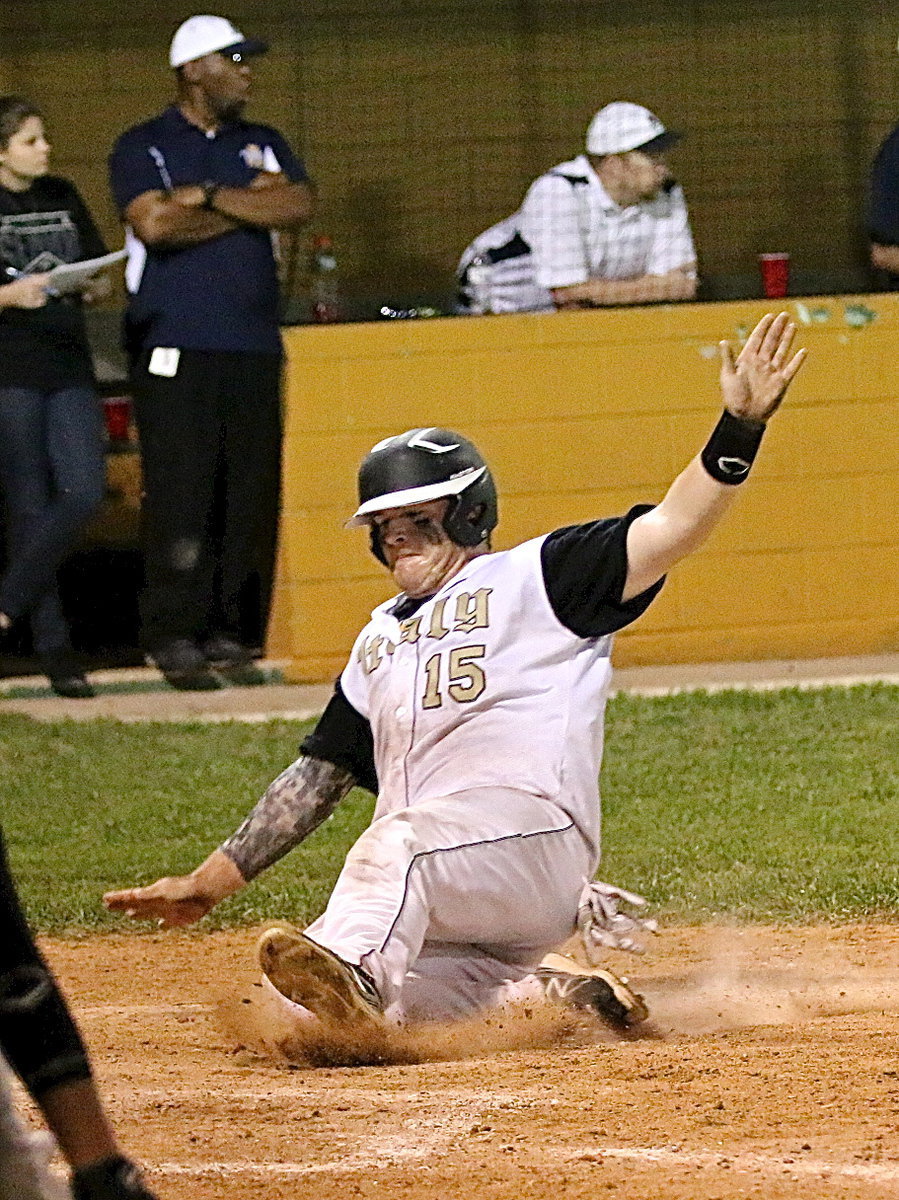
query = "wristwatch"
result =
(200, 181, 221, 210)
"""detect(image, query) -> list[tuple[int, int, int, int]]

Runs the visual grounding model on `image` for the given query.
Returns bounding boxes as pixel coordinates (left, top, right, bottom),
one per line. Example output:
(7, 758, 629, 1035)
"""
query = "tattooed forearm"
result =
(219, 757, 355, 881)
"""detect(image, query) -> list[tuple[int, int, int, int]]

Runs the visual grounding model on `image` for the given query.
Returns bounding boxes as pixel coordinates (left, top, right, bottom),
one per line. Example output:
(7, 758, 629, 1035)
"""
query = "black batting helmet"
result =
(347, 427, 498, 563)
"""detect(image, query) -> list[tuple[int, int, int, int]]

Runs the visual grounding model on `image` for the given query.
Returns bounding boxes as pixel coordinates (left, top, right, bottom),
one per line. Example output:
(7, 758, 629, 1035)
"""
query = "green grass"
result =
(600, 684, 899, 922)
(1, 684, 897, 934)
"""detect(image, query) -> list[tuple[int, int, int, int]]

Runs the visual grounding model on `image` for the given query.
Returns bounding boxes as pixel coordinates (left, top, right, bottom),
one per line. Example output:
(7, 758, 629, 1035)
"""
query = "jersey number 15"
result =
(421, 645, 487, 709)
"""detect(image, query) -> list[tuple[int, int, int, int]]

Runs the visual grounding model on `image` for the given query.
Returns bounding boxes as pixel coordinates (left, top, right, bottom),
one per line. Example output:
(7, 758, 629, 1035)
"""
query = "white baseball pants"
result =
(304, 786, 596, 1022)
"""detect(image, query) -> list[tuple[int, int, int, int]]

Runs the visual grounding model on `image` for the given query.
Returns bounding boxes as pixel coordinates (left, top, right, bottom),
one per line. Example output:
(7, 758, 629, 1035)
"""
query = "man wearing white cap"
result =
(457, 101, 697, 313)
(109, 16, 315, 690)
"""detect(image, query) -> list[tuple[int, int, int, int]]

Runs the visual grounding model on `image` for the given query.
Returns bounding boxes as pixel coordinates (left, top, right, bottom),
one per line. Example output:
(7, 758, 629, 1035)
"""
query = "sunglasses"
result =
(217, 49, 248, 64)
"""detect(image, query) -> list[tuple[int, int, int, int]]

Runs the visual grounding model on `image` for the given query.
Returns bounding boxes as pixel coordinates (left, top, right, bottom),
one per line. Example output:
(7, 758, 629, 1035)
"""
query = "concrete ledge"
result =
(0, 655, 895, 722)
(610, 653, 899, 696)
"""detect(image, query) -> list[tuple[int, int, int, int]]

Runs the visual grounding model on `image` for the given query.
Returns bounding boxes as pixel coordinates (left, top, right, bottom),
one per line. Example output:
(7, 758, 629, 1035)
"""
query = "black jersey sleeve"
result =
(300, 679, 378, 795)
(540, 503, 665, 638)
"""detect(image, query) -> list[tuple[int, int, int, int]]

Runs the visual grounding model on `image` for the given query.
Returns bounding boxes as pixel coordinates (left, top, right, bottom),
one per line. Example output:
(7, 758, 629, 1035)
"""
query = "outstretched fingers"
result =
(739, 311, 776, 360)
(718, 311, 808, 421)
(103, 886, 159, 918)
(780, 344, 808, 385)
(770, 318, 797, 368)
(758, 311, 791, 360)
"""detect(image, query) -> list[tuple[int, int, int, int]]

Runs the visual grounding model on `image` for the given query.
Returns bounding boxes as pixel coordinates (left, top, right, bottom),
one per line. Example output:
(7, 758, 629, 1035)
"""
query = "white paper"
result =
(45, 248, 128, 295)
(147, 347, 180, 378)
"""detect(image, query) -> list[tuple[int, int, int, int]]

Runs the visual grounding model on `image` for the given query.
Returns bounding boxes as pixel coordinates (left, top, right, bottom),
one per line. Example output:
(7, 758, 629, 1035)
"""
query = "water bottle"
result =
(310, 234, 341, 323)
(379, 305, 442, 319)
(466, 254, 492, 315)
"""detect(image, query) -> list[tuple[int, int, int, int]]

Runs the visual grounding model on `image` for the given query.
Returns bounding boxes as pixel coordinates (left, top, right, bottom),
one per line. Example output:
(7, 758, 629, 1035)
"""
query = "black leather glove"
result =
(72, 1156, 158, 1200)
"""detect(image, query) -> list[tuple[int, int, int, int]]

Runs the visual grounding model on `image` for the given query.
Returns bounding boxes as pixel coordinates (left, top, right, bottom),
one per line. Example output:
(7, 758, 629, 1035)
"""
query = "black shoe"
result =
(39, 651, 95, 699)
(150, 639, 222, 691)
(72, 1154, 158, 1200)
(537, 952, 649, 1031)
(202, 636, 266, 686)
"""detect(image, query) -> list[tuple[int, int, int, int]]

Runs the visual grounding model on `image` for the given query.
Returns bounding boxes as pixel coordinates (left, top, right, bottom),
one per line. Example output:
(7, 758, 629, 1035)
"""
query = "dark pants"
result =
(131, 348, 282, 651)
(0, 386, 105, 655)
(0, 826, 91, 1097)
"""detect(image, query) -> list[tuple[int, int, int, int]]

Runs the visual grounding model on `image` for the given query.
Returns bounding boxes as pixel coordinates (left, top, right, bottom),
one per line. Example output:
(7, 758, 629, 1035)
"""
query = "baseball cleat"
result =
(257, 925, 384, 1030)
(536, 951, 649, 1031)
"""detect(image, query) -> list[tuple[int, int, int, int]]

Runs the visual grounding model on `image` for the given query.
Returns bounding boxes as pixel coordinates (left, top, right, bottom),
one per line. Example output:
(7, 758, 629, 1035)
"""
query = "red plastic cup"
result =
(759, 252, 790, 299)
(103, 395, 132, 443)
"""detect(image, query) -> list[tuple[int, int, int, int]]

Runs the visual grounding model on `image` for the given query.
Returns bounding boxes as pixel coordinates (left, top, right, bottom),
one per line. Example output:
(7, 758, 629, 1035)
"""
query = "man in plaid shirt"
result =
(457, 102, 697, 313)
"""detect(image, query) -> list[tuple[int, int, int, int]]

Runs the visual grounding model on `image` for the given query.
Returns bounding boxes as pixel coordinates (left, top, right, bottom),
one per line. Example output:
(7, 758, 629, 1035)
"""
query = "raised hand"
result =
(719, 311, 807, 424)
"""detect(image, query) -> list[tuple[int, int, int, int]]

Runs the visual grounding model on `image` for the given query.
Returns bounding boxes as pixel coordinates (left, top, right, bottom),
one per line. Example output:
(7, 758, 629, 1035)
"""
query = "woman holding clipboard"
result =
(0, 96, 111, 698)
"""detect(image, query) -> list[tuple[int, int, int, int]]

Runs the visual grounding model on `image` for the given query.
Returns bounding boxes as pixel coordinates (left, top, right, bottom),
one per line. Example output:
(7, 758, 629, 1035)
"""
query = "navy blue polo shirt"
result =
(109, 106, 309, 354)
(869, 124, 899, 249)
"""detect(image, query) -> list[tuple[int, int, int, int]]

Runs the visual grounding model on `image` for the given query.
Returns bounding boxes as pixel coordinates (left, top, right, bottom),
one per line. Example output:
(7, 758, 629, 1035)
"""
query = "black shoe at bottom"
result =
(39, 651, 95, 699)
(202, 636, 266, 686)
(150, 639, 222, 691)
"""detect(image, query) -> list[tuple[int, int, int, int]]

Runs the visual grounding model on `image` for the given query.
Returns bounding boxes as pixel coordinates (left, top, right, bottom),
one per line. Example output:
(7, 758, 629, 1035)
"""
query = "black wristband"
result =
(201, 181, 221, 210)
(700, 410, 765, 485)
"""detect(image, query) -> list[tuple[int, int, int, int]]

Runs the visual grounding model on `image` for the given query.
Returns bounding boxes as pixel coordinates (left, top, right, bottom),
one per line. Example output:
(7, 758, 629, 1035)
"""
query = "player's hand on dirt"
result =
(104, 850, 244, 927)
(103, 874, 217, 928)
(719, 311, 807, 424)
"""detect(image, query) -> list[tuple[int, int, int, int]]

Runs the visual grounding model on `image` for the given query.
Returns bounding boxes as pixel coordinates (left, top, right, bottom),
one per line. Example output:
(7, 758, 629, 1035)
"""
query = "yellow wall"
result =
(271, 296, 899, 681)
(0, 2, 897, 302)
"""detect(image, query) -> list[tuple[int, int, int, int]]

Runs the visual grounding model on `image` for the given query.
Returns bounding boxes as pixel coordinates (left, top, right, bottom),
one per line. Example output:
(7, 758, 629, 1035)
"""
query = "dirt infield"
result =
(34, 922, 899, 1200)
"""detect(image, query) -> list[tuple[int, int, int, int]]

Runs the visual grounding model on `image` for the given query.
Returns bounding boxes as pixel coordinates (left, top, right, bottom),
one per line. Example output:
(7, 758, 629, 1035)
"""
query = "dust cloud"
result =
(633, 927, 899, 1036)
(216, 979, 628, 1068)
(641, 964, 899, 1036)
(215, 928, 899, 1067)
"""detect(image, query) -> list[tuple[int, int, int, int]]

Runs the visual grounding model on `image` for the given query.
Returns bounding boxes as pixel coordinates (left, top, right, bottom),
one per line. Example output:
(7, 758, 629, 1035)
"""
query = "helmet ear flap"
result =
(464, 501, 488, 530)
(442, 476, 497, 547)
(444, 499, 487, 544)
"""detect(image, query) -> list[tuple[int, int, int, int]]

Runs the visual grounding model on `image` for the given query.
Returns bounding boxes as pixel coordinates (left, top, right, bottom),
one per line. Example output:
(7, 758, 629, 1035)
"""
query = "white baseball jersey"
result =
(304, 507, 663, 856)
(341, 537, 610, 848)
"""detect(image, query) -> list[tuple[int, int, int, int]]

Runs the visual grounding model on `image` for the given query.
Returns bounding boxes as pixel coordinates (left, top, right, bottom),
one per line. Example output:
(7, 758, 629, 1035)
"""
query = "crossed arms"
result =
(125, 170, 315, 247)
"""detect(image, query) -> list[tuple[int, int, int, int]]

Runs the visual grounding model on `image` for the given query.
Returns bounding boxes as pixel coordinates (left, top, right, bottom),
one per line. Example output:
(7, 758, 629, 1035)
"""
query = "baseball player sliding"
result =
(106, 312, 806, 1035)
